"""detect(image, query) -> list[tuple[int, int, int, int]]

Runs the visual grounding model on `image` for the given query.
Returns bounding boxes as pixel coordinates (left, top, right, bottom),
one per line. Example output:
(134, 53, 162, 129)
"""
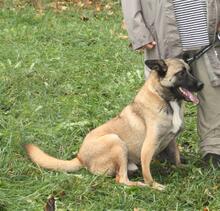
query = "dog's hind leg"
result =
(116, 159, 146, 187)
(81, 134, 145, 187)
(113, 142, 145, 187)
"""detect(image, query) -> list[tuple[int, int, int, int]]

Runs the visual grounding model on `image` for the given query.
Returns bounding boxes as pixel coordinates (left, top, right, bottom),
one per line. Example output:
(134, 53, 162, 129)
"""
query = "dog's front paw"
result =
(151, 181, 166, 191)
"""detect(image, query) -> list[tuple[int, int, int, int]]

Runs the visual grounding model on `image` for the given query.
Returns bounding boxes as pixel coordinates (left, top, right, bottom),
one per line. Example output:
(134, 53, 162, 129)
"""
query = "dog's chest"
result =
(156, 101, 183, 153)
(170, 101, 182, 133)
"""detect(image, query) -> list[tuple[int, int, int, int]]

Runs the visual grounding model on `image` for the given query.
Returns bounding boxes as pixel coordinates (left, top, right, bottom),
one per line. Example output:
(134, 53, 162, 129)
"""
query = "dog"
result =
(25, 58, 204, 190)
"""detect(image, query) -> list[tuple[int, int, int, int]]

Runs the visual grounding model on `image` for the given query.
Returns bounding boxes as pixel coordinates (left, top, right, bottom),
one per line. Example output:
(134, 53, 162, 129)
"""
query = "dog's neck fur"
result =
(149, 71, 180, 101)
(135, 71, 181, 112)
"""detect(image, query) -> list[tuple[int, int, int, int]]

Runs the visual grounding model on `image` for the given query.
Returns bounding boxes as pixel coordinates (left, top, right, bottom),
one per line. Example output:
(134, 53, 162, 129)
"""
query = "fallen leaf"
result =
(178, 144, 184, 152)
(121, 19, 127, 30)
(118, 34, 128, 40)
(77, 2, 84, 8)
(110, 29, 115, 35)
(83, 0, 92, 6)
(107, 11, 114, 16)
(31, 0, 44, 15)
(80, 15, 89, 21)
(0, 0, 4, 8)
(95, 3, 101, 12)
(134, 208, 146, 211)
(212, 184, 220, 190)
(49, 1, 68, 12)
(105, 4, 112, 10)
(44, 196, 55, 211)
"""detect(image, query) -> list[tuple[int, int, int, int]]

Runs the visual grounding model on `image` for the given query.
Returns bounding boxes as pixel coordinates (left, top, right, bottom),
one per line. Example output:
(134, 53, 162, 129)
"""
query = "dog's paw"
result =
(152, 181, 166, 191)
(177, 163, 188, 169)
(136, 181, 147, 187)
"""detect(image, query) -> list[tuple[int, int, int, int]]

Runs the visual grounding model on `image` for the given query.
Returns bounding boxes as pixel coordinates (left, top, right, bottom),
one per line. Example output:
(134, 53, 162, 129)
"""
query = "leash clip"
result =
(184, 32, 220, 65)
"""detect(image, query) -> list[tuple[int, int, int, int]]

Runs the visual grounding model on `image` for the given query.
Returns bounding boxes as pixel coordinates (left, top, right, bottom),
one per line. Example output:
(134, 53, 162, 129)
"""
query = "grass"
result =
(0, 3, 220, 210)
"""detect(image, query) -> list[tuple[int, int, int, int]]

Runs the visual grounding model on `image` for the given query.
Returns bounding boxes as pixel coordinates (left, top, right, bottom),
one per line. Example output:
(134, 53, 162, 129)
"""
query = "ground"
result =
(0, 2, 220, 210)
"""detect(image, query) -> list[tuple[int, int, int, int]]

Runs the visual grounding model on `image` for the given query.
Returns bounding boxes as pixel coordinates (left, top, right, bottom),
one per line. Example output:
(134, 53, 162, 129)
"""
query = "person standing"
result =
(121, 0, 220, 166)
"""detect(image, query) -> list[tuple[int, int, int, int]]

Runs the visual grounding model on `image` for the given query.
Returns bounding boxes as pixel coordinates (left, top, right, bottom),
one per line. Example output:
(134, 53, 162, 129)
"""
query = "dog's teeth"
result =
(179, 87, 186, 95)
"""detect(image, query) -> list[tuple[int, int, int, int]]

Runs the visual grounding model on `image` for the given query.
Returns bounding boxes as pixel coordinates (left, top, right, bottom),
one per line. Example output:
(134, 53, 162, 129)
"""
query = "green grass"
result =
(0, 4, 220, 211)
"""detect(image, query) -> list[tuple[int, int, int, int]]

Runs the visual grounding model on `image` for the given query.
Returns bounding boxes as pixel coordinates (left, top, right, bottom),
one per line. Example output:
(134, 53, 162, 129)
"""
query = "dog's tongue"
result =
(179, 87, 199, 105)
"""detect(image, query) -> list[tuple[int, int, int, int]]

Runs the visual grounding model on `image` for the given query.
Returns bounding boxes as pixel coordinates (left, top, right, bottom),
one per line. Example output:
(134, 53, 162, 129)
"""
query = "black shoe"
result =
(203, 153, 220, 168)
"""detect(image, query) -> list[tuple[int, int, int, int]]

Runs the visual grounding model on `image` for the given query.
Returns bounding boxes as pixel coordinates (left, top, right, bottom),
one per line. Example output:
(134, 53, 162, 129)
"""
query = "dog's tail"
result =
(25, 144, 83, 172)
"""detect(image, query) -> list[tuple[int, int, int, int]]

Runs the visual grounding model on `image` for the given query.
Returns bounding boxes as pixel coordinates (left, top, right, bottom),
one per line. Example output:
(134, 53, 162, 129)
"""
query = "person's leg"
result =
(193, 54, 220, 166)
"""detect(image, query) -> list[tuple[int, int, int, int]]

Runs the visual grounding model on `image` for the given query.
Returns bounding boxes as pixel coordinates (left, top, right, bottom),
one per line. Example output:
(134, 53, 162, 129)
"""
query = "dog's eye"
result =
(177, 71, 186, 77)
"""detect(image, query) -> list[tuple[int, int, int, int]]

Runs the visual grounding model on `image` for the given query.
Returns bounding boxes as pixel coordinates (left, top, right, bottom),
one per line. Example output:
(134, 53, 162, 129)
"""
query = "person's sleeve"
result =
(121, 0, 154, 50)
(217, 1, 220, 25)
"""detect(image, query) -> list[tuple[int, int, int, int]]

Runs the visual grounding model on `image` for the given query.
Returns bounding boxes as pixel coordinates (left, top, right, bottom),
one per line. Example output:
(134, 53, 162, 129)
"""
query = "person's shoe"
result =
(203, 153, 220, 168)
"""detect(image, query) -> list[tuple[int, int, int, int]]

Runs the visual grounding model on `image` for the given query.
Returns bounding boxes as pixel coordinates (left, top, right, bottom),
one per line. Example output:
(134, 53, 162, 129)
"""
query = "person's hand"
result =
(141, 41, 156, 50)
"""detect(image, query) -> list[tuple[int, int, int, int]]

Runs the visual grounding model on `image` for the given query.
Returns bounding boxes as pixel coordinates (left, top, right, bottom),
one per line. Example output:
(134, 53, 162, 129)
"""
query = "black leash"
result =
(184, 33, 220, 65)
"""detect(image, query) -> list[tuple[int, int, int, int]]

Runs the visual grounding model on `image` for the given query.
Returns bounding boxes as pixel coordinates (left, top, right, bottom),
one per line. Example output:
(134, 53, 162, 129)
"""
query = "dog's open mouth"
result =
(178, 87, 199, 104)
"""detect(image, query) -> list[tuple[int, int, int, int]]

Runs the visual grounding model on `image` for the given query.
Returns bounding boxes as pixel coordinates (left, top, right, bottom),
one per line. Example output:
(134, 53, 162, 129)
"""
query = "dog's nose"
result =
(197, 81, 204, 90)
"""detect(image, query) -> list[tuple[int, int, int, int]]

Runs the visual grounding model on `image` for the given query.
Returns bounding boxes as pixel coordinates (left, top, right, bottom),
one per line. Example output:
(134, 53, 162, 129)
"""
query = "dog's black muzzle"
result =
(171, 69, 204, 104)
(186, 70, 204, 92)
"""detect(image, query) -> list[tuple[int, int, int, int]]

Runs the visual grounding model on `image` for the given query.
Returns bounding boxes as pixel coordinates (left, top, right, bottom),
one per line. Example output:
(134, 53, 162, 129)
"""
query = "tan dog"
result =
(25, 58, 203, 190)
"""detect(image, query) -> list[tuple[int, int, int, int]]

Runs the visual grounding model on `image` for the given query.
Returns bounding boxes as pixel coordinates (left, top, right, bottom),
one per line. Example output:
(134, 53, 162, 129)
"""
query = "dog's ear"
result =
(182, 53, 190, 63)
(145, 59, 167, 77)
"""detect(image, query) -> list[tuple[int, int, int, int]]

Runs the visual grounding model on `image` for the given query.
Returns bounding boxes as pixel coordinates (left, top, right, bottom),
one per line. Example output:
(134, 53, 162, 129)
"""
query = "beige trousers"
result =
(193, 54, 220, 157)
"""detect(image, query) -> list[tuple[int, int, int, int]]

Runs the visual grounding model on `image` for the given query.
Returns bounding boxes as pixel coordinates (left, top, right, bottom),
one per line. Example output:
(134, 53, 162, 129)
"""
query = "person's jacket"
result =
(121, 0, 220, 86)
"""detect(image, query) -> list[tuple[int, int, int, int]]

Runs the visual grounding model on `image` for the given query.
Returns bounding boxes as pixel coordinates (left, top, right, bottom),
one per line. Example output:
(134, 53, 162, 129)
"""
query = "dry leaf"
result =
(110, 29, 115, 35)
(44, 196, 55, 211)
(83, 0, 92, 6)
(95, 4, 101, 12)
(81, 15, 89, 21)
(107, 11, 114, 16)
(105, 4, 112, 10)
(32, 0, 44, 15)
(118, 34, 128, 40)
(95, 2, 102, 12)
(77, 2, 84, 7)
(122, 19, 127, 30)
(77, 0, 92, 8)
(178, 144, 184, 152)
(212, 184, 220, 190)
(0, 0, 4, 8)
(134, 208, 146, 211)
(48, 1, 67, 12)
(59, 191, 65, 197)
